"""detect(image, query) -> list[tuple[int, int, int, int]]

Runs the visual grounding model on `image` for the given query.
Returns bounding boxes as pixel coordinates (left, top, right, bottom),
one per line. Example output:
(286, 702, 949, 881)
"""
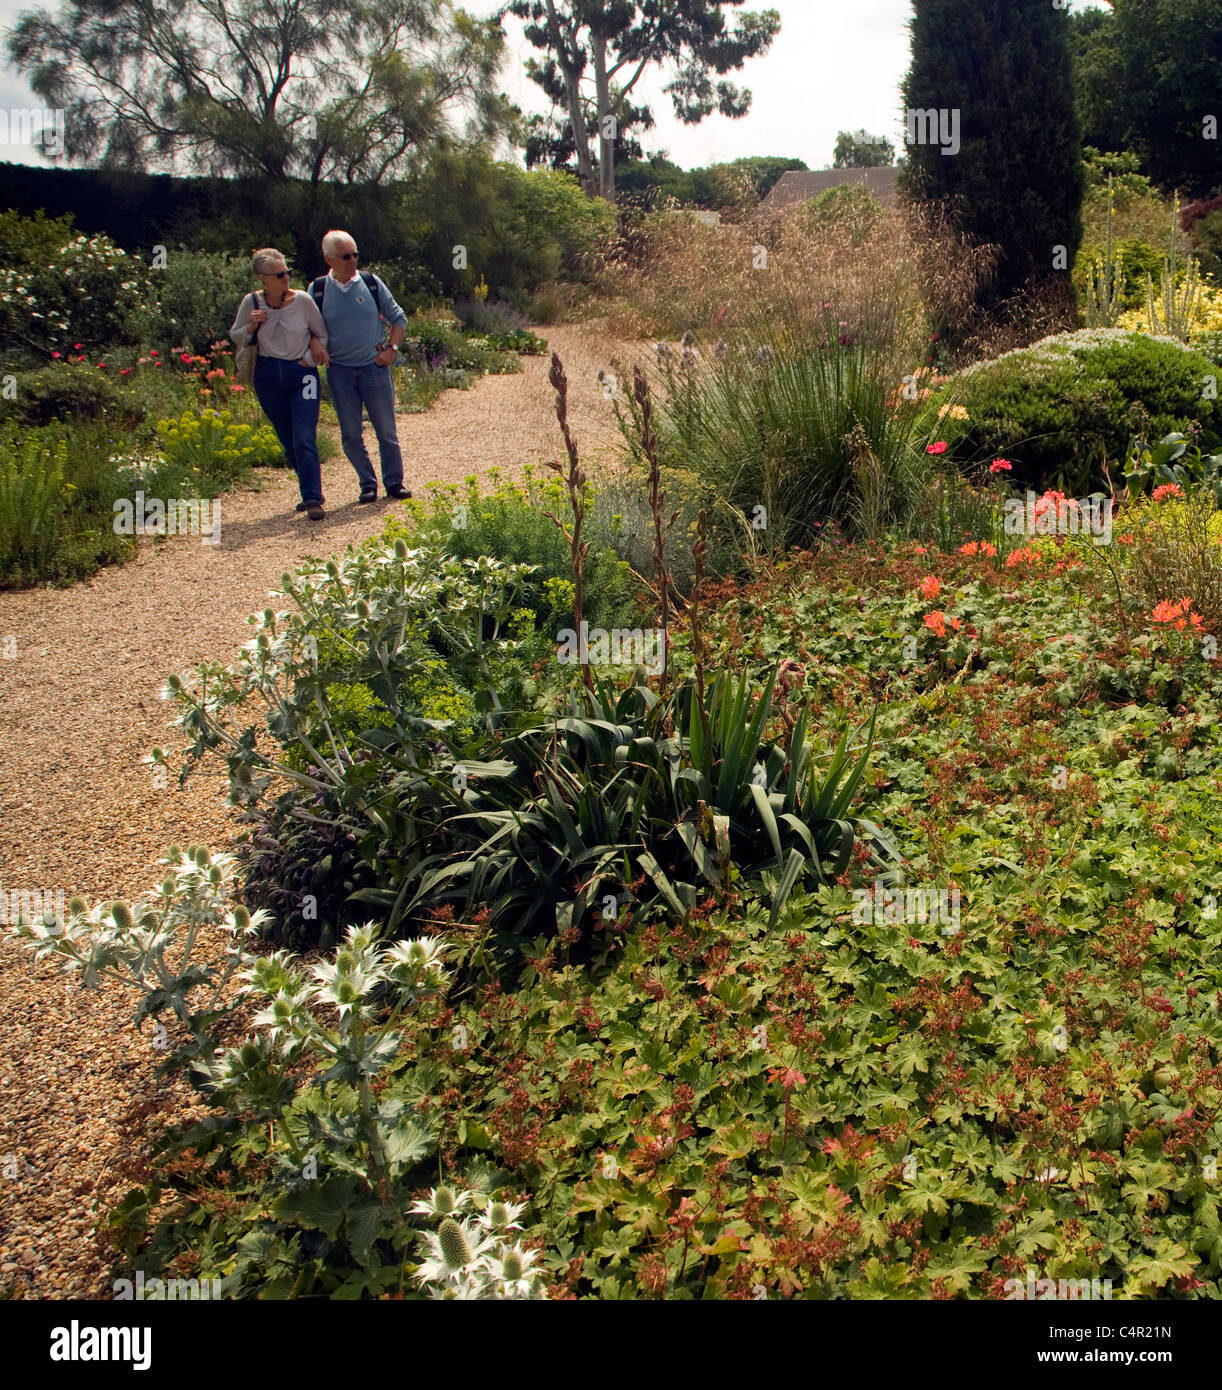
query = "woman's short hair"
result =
(252, 247, 287, 275)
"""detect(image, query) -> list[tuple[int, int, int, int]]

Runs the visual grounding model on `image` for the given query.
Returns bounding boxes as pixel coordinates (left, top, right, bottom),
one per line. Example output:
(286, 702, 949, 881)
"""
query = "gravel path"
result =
(0, 324, 634, 1296)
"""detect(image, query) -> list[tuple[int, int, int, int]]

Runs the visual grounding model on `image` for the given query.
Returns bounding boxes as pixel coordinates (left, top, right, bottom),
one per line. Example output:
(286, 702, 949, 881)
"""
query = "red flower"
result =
(73, 343, 82, 350)
(149, 349, 160, 356)
(1151, 483, 1183, 503)
(927, 441, 948, 455)
(96, 361, 106, 369)
(181, 352, 193, 363)
(120, 367, 131, 375)
(989, 458, 1012, 474)
(50, 351, 61, 359)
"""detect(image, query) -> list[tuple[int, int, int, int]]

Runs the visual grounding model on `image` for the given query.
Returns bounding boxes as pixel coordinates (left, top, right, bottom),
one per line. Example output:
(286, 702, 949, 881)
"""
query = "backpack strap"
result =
(360, 270, 385, 318)
(310, 276, 327, 310)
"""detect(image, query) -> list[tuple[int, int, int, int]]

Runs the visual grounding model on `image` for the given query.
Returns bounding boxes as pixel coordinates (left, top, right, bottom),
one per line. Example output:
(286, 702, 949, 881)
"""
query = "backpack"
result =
(310, 271, 385, 319)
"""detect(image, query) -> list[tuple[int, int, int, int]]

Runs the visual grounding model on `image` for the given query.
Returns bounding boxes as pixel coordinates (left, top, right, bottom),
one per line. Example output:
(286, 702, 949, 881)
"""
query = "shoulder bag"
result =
(234, 292, 262, 385)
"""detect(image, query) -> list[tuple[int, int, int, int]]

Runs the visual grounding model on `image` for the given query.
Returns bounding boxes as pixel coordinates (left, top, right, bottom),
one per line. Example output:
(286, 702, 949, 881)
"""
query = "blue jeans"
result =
(326, 361, 403, 491)
(253, 356, 323, 505)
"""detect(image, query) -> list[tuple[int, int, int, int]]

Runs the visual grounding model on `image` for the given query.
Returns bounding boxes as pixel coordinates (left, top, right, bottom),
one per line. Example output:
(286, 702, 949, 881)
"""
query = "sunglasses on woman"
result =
(261, 270, 289, 279)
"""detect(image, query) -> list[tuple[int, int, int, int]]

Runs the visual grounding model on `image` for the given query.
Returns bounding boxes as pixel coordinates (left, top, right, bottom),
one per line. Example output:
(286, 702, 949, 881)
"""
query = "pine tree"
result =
(900, 0, 1084, 328)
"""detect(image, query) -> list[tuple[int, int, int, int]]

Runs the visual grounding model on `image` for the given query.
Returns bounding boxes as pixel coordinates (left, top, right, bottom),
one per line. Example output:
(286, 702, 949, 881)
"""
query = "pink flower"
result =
(989, 459, 1012, 474)
(73, 343, 82, 350)
(230, 383, 245, 392)
(180, 353, 193, 363)
(50, 351, 61, 359)
(927, 441, 948, 455)
(1151, 484, 1183, 503)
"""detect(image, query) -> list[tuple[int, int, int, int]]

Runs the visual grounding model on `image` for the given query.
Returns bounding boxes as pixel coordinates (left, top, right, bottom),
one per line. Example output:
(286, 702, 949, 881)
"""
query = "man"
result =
(311, 230, 412, 502)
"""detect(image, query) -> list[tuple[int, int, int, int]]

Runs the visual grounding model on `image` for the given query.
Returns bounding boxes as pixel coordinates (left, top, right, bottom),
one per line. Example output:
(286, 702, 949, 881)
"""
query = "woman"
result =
(230, 249, 331, 519)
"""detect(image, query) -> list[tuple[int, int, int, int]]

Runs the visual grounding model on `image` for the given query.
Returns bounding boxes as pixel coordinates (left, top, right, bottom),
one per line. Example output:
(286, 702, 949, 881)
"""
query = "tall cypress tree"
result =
(900, 0, 1084, 328)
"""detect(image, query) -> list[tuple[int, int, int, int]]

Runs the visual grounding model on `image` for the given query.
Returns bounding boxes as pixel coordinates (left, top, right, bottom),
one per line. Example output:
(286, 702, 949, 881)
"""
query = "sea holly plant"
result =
(412, 1188, 548, 1300)
(22, 852, 552, 1299)
(4, 845, 262, 1071)
(155, 539, 539, 809)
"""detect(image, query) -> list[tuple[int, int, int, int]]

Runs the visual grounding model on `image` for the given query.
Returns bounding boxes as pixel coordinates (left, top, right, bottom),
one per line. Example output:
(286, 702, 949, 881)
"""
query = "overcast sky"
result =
(0, 0, 1100, 173)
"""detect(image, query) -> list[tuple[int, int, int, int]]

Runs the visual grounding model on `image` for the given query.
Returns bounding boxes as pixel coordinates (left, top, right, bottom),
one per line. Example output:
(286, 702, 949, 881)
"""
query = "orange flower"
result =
(958, 540, 997, 558)
(1151, 597, 1203, 632)
(1004, 546, 1042, 568)
(919, 575, 941, 600)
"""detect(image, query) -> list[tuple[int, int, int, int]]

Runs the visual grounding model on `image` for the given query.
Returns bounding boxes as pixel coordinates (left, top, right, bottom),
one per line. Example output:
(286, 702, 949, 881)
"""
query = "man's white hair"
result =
(322, 229, 356, 257)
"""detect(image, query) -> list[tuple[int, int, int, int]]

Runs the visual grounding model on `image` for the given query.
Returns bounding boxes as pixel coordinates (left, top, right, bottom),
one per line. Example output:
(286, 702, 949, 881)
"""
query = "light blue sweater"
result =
(314, 273, 408, 368)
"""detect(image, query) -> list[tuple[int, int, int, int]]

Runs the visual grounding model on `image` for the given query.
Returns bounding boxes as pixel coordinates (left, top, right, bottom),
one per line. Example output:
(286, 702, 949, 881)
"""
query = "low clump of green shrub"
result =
(383, 469, 640, 635)
(0, 362, 131, 428)
(937, 329, 1222, 493)
(0, 423, 73, 586)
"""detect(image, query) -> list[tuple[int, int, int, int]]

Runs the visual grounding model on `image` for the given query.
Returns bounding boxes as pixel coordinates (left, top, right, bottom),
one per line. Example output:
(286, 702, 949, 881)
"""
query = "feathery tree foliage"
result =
(504, 0, 780, 201)
(7, 0, 514, 186)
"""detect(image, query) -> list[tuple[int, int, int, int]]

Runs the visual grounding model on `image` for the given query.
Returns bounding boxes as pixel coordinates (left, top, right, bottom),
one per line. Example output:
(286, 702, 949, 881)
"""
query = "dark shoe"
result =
(358, 487, 378, 504)
(305, 503, 326, 521)
(296, 496, 325, 511)
(385, 484, 412, 499)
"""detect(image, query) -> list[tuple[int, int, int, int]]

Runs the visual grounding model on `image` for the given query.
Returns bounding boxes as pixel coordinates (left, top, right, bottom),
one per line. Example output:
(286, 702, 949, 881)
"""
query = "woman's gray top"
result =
(230, 289, 327, 364)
